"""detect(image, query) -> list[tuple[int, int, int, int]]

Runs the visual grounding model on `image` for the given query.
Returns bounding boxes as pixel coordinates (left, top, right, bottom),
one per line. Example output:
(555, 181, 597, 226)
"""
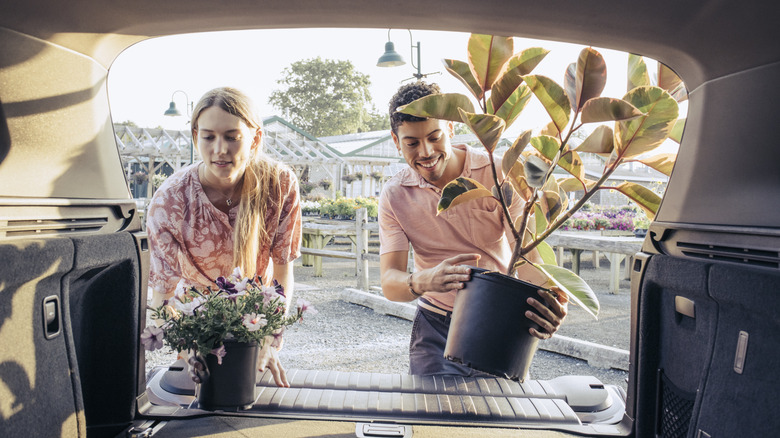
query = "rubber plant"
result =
(397, 34, 686, 319)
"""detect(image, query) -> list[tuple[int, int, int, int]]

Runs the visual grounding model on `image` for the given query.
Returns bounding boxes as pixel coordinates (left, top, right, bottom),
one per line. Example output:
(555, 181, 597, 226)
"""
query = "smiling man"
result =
(378, 82, 567, 377)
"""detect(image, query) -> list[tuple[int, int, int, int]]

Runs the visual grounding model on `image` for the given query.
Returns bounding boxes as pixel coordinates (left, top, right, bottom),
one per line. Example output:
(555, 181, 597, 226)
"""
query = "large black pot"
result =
(197, 341, 259, 410)
(444, 267, 546, 381)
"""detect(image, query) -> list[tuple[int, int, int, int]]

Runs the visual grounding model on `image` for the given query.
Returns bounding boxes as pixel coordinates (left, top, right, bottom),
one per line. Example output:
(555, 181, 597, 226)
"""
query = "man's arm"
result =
(380, 251, 481, 302)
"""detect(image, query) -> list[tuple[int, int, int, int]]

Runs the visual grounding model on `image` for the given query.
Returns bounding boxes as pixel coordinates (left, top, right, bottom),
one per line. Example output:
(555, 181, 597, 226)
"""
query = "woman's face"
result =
(194, 106, 261, 184)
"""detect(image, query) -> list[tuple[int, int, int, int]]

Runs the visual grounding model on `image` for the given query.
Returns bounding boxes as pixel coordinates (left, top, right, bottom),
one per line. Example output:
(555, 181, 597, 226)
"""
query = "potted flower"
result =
(398, 34, 683, 379)
(318, 179, 332, 190)
(140, 267, 316, 410)
(633, 215, 651, 238)
(592, 214, 610, 230)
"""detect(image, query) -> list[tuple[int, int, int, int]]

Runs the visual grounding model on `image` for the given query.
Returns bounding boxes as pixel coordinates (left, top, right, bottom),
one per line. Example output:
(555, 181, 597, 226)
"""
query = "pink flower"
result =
(140, 326, 164, 351)
(242, 313, 267, 331)
(296, 298, 318, 318)
(210, 345, 227, 365)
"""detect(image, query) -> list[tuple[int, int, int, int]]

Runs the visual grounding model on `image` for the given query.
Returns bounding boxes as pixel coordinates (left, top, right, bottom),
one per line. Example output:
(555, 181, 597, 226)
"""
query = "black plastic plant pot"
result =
(444, 267, 546, 381)
(197, 341, 259, 410)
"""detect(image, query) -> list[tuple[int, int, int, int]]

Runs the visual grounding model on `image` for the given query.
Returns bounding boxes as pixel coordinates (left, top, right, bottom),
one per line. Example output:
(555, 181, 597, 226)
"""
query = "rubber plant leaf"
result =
(540, 189, 564, 223)
(581, 97, 644, 123)
(536, 241, 558, 265)
(491, 182, 514, 208)
(627, 53, 650, 91)
(442, 58, 484, 100)
(638, 153, 676, 176)
(559, 177, 598, 193)
(524, 154, 550, 188)
(530, 135, 560, 161)
(534, 202, 548, 236)
(491, 47, 549, 112)
(534, 264, 600, 319)
(519, 210, 537, 246)
(458, 108, 506, 153)
(437, 177, 494, 214)
(575, 125, 614, 155)
(494, 84, 533, 128)
(558, 150, 585, 180)
(523, 75, 571, 135)
(396, 93, 475, 123)
(501, 47, 550, 76)
(669, 117, 686, 143)
(563, 62, 577, 111)
(658, 63, 687, 102)
(572, 47, 608, 111)
(507, 165, 533, 201)
(540, 121, 561, 138)
(606, 181, 662, 219)
(468, 34, 514, 93)
(616, 86, 678, 159)
(502, 129, 532, 176)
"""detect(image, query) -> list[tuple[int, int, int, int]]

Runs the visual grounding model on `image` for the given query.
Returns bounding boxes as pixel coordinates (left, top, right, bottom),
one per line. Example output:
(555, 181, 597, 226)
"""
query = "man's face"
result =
(392, 118, 455, 186)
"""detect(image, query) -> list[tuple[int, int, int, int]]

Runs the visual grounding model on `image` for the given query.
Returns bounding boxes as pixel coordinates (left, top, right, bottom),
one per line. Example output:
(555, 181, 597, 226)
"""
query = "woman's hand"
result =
(257, 340, 289, 387)
(525, 288, 568, 340)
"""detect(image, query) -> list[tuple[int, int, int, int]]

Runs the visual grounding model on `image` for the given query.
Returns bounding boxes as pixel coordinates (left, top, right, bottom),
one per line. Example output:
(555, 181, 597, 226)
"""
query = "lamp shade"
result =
(377, 41, 405, 67)
(163, 101, 181, 117)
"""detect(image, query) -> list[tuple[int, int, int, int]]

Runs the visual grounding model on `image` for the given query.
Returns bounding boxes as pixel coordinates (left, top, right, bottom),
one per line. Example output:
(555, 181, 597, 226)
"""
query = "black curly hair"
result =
(388, 82, 441, 134)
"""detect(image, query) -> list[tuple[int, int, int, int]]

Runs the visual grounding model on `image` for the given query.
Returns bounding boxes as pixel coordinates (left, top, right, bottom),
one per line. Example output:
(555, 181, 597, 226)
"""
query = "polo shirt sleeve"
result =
(378, 184, 410, 255)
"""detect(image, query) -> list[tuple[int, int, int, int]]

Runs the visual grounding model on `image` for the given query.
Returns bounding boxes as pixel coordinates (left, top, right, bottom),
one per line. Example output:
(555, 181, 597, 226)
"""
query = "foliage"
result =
(318, 179, 332, 190)
(151, 173, 168, 189)
(141, 268, 316, 358)
(317, 197, 378, 219)
(133, 171, 148, 183)
(301, 200, 321, 215)
(399, 34, 686, 319)
(300, 181, 316, 196)
(268, 57, 384, 137)
(342, 174, 357, 184)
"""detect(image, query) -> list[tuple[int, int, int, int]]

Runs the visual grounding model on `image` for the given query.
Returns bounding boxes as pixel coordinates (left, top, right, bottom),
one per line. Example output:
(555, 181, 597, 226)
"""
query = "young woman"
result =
(147, 87, 302, 387)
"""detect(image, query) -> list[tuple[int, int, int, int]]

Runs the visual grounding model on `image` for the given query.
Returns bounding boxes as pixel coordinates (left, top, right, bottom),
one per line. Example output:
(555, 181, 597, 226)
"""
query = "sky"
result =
(107, 28, 654, 140)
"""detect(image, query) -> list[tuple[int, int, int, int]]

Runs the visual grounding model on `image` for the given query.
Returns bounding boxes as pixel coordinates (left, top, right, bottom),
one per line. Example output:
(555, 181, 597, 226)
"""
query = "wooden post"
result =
(356, 208, 369, 290)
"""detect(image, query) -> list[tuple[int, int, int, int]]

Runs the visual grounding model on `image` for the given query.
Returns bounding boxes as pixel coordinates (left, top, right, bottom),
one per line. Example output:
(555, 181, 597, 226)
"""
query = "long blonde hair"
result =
(191, 87, 282, 277)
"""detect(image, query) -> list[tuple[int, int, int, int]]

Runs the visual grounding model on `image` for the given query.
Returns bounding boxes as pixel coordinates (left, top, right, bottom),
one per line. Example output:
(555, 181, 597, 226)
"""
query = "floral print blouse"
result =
(147, 162, 302, 297)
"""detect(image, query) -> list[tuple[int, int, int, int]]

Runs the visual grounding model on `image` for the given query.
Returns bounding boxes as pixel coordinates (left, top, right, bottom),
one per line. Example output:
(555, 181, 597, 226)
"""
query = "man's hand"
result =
(526, 288, 568, 340)
(415, 254, 480, 294)
(257, 340, 289, 388)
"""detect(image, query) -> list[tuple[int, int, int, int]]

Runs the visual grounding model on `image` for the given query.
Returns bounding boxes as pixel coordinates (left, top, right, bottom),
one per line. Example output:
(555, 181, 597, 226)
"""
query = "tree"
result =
(269, 58, 382, 137)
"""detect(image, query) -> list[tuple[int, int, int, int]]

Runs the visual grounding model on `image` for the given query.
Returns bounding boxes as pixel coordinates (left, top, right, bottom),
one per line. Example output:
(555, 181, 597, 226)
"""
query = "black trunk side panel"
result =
(0, 238, 82, 437)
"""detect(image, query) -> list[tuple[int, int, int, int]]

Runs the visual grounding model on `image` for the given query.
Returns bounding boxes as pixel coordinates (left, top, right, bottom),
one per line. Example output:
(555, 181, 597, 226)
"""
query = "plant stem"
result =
(488, 152, 520, 241)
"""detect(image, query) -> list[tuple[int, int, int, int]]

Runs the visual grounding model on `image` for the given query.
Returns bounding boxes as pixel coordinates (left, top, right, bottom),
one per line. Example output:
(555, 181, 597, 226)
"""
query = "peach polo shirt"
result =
(379, 144, 523, 311)
(147, 162, 302, 296)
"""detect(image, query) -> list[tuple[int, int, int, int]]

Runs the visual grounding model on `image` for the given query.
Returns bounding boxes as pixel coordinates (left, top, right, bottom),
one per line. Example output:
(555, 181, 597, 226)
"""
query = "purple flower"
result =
(273, 279, 285, 297)
(271, 328, 285, 349)
(210, 345, 227, 365)
(140, 326, 164, 351)
(215, 276, 237, 293)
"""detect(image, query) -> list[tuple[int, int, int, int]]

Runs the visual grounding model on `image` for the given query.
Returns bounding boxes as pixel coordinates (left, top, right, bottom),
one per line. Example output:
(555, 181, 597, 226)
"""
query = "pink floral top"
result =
(147, 163, 302, 297)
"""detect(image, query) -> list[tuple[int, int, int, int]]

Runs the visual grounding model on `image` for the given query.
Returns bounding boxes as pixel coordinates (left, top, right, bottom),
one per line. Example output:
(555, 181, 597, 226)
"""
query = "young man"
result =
(378, 82, 567, 377)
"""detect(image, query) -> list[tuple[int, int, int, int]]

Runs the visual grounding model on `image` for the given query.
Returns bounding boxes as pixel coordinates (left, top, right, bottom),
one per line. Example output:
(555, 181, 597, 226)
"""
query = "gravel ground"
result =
(146, 237, 631, 391)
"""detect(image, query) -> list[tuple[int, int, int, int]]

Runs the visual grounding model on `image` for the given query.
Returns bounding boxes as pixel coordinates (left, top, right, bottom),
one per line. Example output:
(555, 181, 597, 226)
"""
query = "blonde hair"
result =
(192, 87, 283, 278)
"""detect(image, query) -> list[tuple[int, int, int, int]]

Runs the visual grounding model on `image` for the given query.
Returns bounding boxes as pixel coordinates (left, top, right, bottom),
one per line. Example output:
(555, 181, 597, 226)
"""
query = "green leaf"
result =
(638, 153, 676, 176)
(502, 130, 531, 176)
(573, 47, 607, 111)
(523, 75, 571, 135)
(658, 63, 687, 102)
(524, 155, 549, 188)
(669, 117, 686, 143)
(627, 54, 650, 91)
(507, 165, 533, 201)
(563, 62, 577, 111)
(468, 34, 514, 92)
(540, 121, 560, 138)
(530, 135, 560, 161)
(490, 65, 525, 114)
(607, 181, 662, 219)
(534, 202, 548, 235)
(534, 264, 600, 318)
(502, 47, 550, 76)
(581, 97, 644, 123)
(437, 177, 494, 213)
(396, 93, 476, 122)
(616, 86, 679, 158)
(458, 109, 506, 153)
(491, 181, 514, 208)
(540, 190, 564, 222)
(559, 150, 585, 180)
(494, 84, 532, 128)
(442, 58, 484, 100)
(536, 241, 557, 265)
(558, 177, 587, 192)
(576, 125, 614, 154)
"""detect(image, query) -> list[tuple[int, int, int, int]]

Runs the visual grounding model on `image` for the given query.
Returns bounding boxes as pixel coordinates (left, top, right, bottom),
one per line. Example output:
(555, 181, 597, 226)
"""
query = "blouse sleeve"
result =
(146, 189, 183, 298)
(270, 168, 302, 264)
